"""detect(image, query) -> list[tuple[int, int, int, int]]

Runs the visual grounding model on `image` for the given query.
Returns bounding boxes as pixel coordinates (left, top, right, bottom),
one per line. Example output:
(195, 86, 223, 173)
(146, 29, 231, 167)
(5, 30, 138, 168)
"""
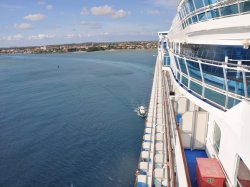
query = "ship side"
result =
(136, 0, 250, 187)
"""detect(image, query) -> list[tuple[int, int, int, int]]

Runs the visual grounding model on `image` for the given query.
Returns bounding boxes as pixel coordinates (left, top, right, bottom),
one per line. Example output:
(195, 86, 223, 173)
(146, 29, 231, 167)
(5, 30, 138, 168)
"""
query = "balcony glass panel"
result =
(198, 12, 207, 21)
(184, 3, 189, 14)
(177, 72, 180, 81)
(207, 11, 213, 19)
(205, 88, 226, 107)
(182, 5, 187, 17)
(240, 1, 250, 13)
(190, 80, 202, 95)
(207, 9, 220, 19)
(204, 0, 217, 6)
(221, 4, 239, 17)
(194, 0, 204, 10)
(164, 56, 170, 66)
(246, 72, 250, 97)
(182, 76, 189, 87)
(226, 69, 245, 96)
(228, 97, 241, 109)
(187, 0, 195, 12)
(186, 60, 202, 81)
(201, 64, 225, 89)
(188, 17, 192, 25)
(174, 56, 180, 70)
(178, 58, 188, 75)
(192, 15, 198, 23)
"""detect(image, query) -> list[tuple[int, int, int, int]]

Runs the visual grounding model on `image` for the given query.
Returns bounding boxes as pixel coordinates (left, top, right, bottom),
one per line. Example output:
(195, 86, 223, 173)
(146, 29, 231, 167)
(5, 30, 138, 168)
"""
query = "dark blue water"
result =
(0, 50, 155, 187)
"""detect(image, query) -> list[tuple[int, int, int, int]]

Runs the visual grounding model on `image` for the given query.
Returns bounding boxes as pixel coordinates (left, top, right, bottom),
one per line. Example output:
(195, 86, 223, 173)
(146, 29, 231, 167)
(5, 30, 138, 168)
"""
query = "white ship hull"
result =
(136, 1, 250, 186)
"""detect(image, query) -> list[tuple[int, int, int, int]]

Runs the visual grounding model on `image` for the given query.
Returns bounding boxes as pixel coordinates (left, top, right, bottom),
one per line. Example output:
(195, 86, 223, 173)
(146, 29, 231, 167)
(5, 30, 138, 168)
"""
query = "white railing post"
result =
(184, 58, 190, 90)
(224, 56, 229, 110)
(198, 60, 205, 98)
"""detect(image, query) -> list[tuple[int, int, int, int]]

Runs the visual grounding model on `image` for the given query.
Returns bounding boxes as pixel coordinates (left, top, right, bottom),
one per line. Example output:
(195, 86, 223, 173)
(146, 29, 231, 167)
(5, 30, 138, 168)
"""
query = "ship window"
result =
(192, 15, 198, 23)
(213, 122, 221, 153)
(220, 4, 239, 16)
(236, 157, 250, 187)
(240, 1, 250, 13)
(198, 12, 207, 21)
(204, 0, 217, 6)
(194, 0, 204, 10)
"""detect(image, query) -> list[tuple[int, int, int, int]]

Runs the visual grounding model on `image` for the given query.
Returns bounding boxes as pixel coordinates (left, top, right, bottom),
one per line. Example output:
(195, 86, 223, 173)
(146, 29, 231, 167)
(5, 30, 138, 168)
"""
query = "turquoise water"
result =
(0, 50, 156, 187)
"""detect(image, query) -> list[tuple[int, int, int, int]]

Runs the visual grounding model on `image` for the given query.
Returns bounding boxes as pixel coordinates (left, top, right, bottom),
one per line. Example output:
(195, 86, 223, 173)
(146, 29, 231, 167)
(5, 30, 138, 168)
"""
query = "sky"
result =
(0, 0, 178, 47)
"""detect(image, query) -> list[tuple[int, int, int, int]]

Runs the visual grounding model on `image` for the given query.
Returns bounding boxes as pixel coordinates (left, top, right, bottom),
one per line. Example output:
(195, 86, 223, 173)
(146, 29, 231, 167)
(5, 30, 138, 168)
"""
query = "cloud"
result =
(46, 4, 53, 10)
(2, 34, 24, 41)
(80, 7, 89, 15)
(80, 21, 103, 29)
(29, 34, 55, 40)
(24, 13, 46, 21)
(14, 23, 32, 30)
(112, 9, 130, 19)
(90, 5, 130, 19)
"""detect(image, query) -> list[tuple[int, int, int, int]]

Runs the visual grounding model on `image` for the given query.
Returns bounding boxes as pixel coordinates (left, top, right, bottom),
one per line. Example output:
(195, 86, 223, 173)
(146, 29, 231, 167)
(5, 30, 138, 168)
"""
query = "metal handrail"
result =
(166, 71, 191, 187)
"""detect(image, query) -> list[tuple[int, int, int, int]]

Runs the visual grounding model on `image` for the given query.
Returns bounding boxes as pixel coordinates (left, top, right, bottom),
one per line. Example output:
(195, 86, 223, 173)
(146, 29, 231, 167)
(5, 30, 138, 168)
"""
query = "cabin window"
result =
(240, 1, 250, 13)
(213, 122, 221, 153)
(236, 157, 250, 187)
(220, 4, 239, 17)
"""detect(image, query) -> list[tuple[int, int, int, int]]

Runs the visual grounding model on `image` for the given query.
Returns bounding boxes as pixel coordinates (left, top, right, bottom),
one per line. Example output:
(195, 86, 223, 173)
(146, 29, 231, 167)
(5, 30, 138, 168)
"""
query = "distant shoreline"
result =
(0, 41, 158, 55)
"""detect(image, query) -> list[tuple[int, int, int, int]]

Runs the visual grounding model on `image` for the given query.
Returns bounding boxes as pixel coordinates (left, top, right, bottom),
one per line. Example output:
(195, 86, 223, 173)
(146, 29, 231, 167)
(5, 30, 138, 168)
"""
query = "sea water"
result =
(0, 50, 156, 187)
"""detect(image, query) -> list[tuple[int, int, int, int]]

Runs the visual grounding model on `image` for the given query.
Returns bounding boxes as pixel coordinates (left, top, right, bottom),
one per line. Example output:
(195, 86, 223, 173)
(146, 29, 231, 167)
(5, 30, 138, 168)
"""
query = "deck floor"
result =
(184, 149, 207, 187)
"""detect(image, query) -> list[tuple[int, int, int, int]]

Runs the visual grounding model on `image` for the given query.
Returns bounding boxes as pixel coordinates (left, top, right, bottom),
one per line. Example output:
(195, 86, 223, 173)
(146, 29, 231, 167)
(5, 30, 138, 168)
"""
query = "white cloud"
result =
(80, 7, 89, 15)
(90, 5, 130, 19)
(46, 4, 53, 10)
(112, 9, 130, 19)
(24, 13, 46, 21)
(2, 34, 24, 41)
(90, 5, 113, 16)
(29, 34, 55, 40)
(14, 23, 32, 30)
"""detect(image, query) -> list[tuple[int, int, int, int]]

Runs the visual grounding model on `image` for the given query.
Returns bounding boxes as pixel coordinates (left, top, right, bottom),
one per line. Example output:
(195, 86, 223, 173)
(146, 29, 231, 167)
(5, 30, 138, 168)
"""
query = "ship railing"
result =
(162, 70, 191, 187)
(134, 55, 160, 187)
(168, 49, 249, 111)
(178, 0, 250, 30)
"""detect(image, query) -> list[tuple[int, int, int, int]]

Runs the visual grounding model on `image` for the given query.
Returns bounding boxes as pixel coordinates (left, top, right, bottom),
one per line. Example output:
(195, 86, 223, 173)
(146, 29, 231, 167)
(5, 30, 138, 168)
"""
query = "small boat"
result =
(137, 106, 147, 118)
